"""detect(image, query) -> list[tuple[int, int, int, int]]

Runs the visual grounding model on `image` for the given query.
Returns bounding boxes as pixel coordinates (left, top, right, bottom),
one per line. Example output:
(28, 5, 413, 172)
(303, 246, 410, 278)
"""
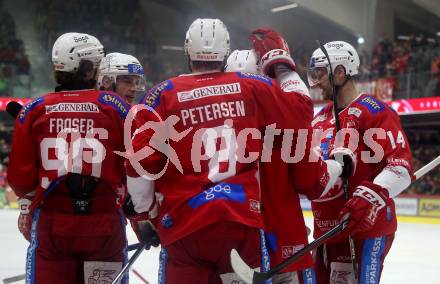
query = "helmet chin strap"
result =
(334, 75, 353, 112)
(187, 57, 192, 73)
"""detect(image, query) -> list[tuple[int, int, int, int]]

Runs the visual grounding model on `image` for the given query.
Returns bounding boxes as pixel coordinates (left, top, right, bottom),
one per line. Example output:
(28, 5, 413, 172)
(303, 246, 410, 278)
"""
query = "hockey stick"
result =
(230, 214, 351, 284)
(111, 243, 147, 284)
(2, 243, 144, 284)
(2, 274, 24, 284)
(316, 40, 359, 284)
(132, 268, 150, 284)
(414, 154, 440, 180)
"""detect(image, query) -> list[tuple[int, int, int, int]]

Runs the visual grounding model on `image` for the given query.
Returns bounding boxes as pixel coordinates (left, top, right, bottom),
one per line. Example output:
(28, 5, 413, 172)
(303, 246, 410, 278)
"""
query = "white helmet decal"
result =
(52, 32, 104, 72)
(184, 18, 230, 62)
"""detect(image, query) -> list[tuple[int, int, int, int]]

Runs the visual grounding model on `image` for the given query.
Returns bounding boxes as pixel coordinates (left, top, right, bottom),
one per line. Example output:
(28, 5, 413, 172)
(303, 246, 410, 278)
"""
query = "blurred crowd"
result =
(0, 122, 13, 208)
(35, 0, 162, 85)
(292, 35, 440, 100)
(0, 0, 31, 98)
(362, 35, 440, 99)
(405, 130, 440, 195)
(0, 0, 439, 208)
(4, 0, 440, 100)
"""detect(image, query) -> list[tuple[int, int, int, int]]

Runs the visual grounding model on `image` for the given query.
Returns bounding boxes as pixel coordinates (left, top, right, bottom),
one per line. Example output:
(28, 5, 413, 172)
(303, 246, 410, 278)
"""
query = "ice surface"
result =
(1, 210, 439, 283)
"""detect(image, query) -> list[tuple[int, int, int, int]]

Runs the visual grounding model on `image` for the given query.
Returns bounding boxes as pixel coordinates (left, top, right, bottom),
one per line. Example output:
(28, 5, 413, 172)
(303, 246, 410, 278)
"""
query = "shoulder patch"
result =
(236, 72, 272, 86)
(98, 92, 130, 118)
(347, 107, 362, 117)
(357, 96, 385, 114)
(312, 113, 327, 127)
(141, 80, 174, 109)
(18, 96, 45, 124)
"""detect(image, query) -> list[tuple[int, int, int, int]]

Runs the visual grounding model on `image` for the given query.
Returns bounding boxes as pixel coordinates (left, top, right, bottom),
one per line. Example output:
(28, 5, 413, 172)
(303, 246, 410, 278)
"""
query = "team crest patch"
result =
(312, 114, 327, 127)
(142, 80, 174, 109)
(19, 96, 45, 124)
(236, 72, 272, 86)
(98, 92, 129, 118)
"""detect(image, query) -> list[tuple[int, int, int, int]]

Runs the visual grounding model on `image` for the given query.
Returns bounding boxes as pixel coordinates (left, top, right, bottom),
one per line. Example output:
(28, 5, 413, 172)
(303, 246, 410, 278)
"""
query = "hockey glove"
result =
(249, 28, 295, 77)
(123, 196, 160, 249)
(18, 196, 33, 241)
(330, 147, 357, 178)
(339, 181, 389, 235)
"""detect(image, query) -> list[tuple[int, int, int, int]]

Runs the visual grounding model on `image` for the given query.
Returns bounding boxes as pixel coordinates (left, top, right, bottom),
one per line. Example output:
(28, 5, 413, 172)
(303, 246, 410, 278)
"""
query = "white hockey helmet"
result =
(97, 52, 146, 91)
(184, 18, 230, 62)
(225, 49, 259, 74)
(52, 32, 105, 72)
(307, 41, 360, 87)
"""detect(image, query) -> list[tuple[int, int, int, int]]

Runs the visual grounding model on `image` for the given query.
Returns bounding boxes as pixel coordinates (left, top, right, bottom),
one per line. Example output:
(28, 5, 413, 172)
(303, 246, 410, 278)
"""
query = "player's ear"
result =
(334, 65, 346, 85)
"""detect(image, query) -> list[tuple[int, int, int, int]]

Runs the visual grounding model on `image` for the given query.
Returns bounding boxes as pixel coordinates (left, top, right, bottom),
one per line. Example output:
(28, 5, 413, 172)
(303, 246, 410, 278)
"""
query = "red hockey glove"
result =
(249, 28, 295, 77)
(123, 195, 160, 249)
(339, 181, 389, 235)
(330, 147, 357, 178)
(18, 196, 33, 241)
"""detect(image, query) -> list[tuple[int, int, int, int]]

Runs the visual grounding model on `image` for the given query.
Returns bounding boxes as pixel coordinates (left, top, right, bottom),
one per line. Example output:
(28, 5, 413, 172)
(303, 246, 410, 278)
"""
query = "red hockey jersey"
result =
(8, 90, 129, 209)
(259, 79, 315, 272)
(311, 93, 413, 242)
(126, 71, 337, 246)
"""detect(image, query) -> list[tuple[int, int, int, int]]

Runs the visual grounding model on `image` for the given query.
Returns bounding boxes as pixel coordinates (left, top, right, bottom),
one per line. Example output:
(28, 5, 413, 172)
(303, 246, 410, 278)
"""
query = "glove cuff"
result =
(260, 49, 295, 78)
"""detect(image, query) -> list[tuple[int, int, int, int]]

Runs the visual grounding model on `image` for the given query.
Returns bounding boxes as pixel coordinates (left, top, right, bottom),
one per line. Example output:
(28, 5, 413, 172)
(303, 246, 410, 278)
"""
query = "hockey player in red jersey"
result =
(97, 52, 146, 105)
(225, 29, 316, 283)
(125, 19, 347, 284)
(308, 41, 413, 284)
(7, 33, 131, 284)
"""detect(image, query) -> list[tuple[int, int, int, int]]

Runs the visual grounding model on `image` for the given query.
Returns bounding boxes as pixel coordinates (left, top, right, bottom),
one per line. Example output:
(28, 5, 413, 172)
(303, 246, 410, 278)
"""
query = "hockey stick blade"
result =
(230, 249, 256, 284)
(6, 101, 23, 119)
(231, 215, 350, 284)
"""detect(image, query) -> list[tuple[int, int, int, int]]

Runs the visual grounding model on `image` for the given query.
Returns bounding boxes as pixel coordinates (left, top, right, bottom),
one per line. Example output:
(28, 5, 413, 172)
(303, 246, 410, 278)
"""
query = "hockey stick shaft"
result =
(265, 217, 348, 279)
(317, 40, 359, 284)
(414, 154, 440, 180)
(112, 243, 147, 284)
(230, 216, 350, 284)
(2, 275, 24, 284)
(132, 268, 150, 284)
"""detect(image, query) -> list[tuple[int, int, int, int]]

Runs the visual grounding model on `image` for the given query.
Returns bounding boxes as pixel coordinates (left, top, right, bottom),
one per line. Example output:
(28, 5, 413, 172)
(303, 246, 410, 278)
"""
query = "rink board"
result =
(301, 195, 440, 225)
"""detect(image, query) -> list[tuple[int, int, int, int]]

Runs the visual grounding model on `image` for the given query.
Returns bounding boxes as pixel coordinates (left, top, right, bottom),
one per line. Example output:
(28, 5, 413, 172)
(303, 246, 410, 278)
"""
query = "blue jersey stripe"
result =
(360, 236, 386, 284)
(25, 208, 41, 284)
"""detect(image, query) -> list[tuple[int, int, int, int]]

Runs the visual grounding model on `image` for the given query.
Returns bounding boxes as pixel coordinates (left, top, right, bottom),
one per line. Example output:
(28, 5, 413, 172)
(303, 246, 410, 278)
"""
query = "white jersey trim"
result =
(373, 165, 411, 198)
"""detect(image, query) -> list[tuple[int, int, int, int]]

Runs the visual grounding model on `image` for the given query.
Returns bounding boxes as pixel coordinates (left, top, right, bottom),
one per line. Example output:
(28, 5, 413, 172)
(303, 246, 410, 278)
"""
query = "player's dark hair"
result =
(54, 59, 97, 91)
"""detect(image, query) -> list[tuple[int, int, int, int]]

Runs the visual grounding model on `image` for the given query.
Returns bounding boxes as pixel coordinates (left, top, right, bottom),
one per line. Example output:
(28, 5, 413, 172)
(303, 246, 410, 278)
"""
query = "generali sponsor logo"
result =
(177, 83, 241, 102)
(45, 103, 99, 114)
